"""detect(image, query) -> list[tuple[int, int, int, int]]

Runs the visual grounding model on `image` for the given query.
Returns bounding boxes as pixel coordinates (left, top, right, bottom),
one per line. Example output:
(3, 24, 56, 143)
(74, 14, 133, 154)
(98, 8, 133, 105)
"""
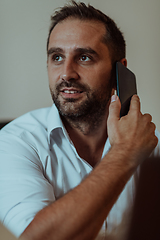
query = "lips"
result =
(60, 88, 84, 99)
(61, 88, 83, 94)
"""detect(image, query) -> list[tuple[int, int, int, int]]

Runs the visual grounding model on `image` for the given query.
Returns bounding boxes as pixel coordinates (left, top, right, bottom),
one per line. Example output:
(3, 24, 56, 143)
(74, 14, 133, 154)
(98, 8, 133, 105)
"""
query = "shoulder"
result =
(0, 107, 53, 164)
(0, 106, 53, 139)
(1, 107, 51, 133)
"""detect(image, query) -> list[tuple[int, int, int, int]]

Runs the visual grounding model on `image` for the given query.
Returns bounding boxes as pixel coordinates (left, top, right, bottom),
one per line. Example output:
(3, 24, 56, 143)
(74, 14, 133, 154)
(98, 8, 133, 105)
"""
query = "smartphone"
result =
(116, 62, 137, 117)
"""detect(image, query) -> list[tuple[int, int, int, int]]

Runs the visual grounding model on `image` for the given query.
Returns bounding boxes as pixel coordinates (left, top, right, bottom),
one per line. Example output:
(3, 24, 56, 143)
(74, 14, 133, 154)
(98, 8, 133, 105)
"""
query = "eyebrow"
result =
(47, 47, 64, 56)
(75, 47, 98, 56)
(47, 47, 98, 57)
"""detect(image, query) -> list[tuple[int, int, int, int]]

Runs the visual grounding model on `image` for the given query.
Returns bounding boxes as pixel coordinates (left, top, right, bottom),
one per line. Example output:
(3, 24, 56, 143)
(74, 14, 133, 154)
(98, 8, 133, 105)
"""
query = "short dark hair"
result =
(47, 1, 126, 64)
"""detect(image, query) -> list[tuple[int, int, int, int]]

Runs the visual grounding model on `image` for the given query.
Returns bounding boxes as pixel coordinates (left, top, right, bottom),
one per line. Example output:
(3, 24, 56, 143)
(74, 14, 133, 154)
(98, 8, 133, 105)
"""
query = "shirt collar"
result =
(47, 103, 111, 157)
(47, 104, 66, 145)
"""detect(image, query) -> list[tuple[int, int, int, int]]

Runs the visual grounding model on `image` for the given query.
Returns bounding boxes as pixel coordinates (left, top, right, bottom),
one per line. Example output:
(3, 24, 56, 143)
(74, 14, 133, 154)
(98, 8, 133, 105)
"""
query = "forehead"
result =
(48, 18, 108, 51)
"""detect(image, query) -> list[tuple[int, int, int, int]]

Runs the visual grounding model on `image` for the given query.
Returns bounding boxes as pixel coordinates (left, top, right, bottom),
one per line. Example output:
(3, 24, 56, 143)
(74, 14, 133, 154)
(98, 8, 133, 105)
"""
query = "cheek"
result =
(86, 69, 111, 89)
(47, 67, 58, 87)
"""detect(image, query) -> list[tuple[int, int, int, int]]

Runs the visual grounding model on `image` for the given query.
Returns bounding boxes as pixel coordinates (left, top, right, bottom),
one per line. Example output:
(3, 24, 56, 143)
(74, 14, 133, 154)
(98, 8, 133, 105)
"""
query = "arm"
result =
(21, 95, 158, 240)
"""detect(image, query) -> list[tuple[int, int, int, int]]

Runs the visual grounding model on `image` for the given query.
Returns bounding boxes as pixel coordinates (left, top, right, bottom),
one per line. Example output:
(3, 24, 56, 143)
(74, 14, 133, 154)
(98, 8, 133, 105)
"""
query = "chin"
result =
(58, 103, 85, 118)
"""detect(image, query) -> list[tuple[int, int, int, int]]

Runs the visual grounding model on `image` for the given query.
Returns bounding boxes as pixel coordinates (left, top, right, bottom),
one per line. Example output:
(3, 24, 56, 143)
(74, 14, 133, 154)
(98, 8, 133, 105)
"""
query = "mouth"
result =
(63, 90, 83, 94)
(60, 88, 84, 99)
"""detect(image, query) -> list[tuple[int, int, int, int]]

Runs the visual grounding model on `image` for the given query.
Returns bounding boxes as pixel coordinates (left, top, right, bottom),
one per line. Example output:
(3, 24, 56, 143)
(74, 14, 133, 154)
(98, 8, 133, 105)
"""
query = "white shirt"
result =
(0, 104, 159, 239)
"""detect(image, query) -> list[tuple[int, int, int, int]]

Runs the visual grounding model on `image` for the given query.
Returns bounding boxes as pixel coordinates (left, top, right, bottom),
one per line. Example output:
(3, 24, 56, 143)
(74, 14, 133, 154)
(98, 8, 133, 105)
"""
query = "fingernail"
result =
(111, 95, 118, 103)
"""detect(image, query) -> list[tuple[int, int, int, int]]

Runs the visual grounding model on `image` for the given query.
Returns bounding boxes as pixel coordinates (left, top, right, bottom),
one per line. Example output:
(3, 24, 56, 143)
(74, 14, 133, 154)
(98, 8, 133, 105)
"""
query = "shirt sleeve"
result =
(0, 128, 55, 238)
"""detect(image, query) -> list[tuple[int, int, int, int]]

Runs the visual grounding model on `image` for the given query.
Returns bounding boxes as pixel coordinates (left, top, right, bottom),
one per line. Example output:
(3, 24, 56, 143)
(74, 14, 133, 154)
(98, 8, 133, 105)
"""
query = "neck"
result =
(61, 111, 108, 167)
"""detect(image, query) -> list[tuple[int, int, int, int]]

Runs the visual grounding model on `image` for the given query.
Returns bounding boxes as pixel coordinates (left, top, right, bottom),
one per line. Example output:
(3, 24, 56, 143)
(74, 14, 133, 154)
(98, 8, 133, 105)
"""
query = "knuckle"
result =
(150, 122, 156, 131)
(152, 135, 158, 148)
(155, 135, 159, 145)
(149, 125, 158, 147)
(143, 113, 152, 122)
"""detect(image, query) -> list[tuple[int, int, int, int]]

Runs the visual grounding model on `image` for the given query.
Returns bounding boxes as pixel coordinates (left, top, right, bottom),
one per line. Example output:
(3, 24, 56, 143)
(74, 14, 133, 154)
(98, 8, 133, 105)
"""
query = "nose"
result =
(60, 58, 79, 81)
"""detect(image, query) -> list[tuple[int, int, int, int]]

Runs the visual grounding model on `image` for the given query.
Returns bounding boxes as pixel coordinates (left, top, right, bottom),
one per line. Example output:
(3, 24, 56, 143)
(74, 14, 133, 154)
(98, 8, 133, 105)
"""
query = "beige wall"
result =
(0, 0, 160, 130)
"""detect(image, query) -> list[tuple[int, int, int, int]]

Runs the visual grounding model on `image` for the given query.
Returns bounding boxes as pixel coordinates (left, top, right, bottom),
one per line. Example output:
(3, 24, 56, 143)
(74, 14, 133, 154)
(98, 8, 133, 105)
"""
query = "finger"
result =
(108, 95, 121, 122)
(150, 121, 156, 132)
(149, 122, 158, 148)
(143, 113, 152, 123)
(129, 95, 141, 113)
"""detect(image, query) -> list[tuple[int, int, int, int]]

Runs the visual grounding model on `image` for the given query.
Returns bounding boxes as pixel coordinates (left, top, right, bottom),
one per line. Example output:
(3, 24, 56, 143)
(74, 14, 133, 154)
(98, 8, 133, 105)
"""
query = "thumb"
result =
(108, 95, 121, 122)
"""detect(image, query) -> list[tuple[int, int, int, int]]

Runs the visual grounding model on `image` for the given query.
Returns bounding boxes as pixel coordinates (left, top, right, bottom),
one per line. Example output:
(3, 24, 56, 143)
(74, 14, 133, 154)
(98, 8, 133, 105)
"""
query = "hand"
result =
(107, 94, 158, 167)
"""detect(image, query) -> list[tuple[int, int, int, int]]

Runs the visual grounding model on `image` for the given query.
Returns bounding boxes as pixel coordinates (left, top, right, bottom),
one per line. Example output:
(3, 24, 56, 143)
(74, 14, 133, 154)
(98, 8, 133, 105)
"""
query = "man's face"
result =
(47, 18, 113, 119)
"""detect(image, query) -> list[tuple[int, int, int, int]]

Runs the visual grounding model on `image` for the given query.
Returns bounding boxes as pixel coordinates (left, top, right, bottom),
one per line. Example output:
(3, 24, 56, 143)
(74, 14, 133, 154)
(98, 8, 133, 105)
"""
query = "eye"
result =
(79, 55, 91, 62)
(52, 54, 63, 62)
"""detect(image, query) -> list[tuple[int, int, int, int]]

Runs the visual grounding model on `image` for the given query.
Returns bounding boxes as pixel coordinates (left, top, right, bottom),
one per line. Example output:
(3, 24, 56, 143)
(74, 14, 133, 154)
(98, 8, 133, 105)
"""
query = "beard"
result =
(50, 80, 112, 132)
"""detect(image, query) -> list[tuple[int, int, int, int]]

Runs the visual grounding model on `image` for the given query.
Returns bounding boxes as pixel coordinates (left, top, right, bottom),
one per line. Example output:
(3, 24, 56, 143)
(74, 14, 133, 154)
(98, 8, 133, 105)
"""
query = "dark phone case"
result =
(116, 62, 137, 117)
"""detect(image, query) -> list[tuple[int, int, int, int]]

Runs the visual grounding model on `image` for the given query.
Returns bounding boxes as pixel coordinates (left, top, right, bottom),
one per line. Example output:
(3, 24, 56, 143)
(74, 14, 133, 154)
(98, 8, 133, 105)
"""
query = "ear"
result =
(120, 58, 127, 67)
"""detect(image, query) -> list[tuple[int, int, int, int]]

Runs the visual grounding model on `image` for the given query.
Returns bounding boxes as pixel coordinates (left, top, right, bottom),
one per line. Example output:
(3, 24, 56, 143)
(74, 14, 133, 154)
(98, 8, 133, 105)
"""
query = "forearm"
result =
(21, 146, 135, 240)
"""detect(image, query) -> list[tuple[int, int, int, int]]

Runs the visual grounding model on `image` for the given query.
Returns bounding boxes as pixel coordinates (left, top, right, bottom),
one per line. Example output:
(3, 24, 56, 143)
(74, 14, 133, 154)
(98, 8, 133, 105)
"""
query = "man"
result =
(0, 1, 159, 240)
